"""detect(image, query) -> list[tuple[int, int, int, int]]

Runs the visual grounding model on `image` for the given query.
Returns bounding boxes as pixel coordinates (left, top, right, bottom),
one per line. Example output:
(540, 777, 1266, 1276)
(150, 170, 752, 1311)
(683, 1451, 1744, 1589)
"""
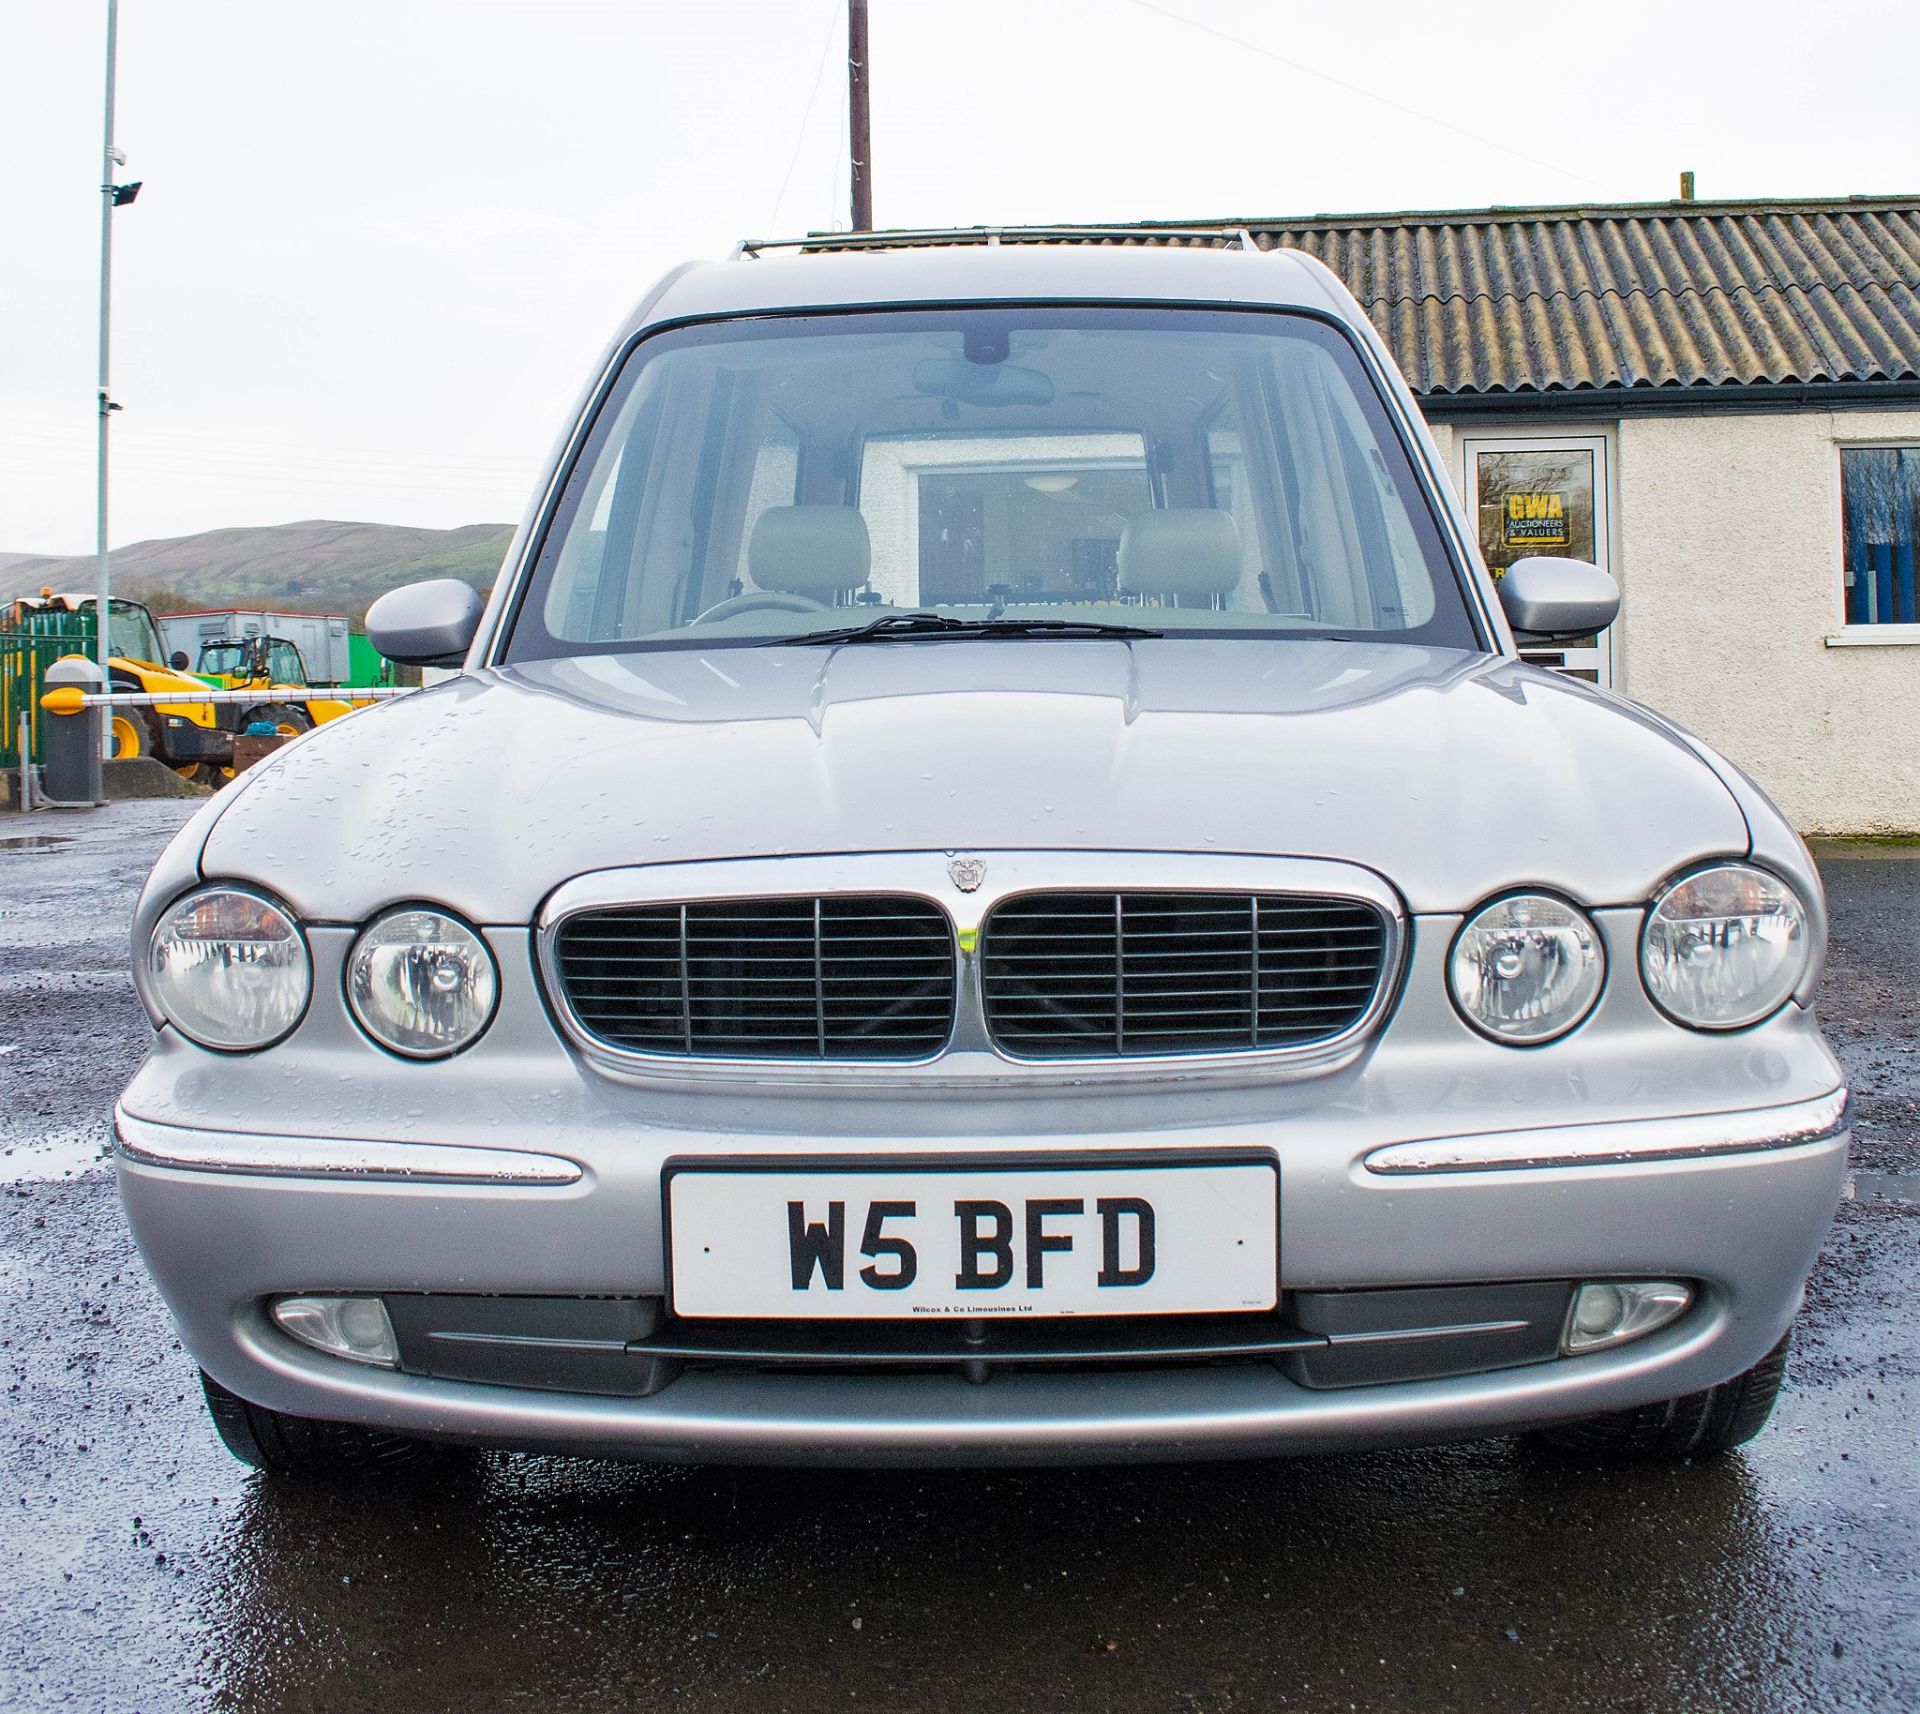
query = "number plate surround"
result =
(663, 1151, 1280, 1321)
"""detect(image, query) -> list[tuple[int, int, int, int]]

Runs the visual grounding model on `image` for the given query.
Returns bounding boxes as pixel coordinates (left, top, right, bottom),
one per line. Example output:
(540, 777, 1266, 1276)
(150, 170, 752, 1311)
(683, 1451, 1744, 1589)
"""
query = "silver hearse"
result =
(116, 230, 1848, 1476)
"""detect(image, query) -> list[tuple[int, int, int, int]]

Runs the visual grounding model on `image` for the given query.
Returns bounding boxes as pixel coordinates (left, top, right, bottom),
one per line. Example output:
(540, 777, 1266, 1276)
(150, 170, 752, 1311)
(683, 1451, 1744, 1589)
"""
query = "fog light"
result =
(1562, 1280, 1692, 1354)
(271, 1295, 399, 1367)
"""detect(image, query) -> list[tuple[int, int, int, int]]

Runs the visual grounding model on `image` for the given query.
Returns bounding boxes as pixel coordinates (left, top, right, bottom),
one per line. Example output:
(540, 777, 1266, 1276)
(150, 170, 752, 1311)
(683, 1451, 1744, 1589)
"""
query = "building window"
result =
(1842, 447, 1920, 625)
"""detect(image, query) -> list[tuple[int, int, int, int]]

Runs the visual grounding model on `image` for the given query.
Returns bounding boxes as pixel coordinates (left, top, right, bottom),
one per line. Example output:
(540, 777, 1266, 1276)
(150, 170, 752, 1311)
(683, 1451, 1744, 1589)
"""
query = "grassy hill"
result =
(0, 520, 514, 621)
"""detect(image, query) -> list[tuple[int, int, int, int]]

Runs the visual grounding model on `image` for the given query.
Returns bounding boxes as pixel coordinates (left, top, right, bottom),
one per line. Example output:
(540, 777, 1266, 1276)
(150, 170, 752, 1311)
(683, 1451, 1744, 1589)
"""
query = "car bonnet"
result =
(190, 639, 1751, 924)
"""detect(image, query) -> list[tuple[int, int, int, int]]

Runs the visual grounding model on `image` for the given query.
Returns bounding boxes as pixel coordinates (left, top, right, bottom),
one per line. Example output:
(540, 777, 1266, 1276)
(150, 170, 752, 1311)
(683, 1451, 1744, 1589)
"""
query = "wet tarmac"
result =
(1, 804, 1914, 1712)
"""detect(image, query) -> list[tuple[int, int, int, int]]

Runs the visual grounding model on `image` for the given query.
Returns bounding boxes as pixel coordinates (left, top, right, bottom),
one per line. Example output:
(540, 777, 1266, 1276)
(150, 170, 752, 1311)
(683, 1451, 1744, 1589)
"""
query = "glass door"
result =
(1462, 433, 1614, 684)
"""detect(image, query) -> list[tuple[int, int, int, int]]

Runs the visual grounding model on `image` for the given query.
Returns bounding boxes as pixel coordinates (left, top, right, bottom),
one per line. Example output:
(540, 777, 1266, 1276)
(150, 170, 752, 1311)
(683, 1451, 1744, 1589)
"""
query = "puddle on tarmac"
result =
(0, 835, 76, 851)
(1846, 1170, 1920, 1204)
(0, 1134, 114, 1185)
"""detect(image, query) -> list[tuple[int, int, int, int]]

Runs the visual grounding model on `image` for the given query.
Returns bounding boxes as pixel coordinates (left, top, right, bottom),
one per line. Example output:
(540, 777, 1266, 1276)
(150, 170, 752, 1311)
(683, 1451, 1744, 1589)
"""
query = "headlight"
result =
(1449, 893, 1605, 1045)
(1641, 864, 1810, 1030)
(347, 907, 498, 1058)
(149, 886, 311, 1051)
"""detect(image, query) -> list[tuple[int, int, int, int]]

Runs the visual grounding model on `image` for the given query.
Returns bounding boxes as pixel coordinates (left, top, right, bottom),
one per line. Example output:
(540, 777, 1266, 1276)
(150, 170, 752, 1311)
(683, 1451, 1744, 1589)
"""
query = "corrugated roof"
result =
(1130, 197, 1920, 397)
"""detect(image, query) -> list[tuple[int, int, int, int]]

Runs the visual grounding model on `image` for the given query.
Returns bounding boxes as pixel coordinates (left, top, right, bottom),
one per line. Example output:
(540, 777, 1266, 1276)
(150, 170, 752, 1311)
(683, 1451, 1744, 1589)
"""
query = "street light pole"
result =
(848, 0, 872, 231)
(95, 0, 122, 720)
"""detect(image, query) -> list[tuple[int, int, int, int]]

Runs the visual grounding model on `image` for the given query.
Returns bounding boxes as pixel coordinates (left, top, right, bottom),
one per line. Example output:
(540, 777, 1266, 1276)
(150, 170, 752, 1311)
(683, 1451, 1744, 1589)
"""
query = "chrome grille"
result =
(554, 896, 956, 1060)
(981, 891, 1388, 1058)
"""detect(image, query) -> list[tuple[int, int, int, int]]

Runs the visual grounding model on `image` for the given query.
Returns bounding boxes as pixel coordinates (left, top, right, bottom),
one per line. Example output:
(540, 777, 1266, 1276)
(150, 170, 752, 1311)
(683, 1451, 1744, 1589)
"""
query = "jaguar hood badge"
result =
(947, 855, 987, 893)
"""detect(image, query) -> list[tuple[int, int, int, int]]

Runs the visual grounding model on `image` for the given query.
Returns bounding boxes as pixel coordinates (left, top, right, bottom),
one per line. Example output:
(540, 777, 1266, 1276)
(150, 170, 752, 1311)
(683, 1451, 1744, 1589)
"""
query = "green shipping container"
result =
(347, 633, 394, 689)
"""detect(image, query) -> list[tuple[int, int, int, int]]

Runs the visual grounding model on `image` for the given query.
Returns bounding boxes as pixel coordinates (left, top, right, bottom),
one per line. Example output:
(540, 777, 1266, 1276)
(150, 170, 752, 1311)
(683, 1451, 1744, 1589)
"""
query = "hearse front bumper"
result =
(113, 1083, 1848, 1467)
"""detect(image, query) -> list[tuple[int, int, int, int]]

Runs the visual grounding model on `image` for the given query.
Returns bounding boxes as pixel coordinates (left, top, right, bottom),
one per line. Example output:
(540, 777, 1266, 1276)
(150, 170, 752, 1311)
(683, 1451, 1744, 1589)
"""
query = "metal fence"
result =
(1, 627, 92, 769)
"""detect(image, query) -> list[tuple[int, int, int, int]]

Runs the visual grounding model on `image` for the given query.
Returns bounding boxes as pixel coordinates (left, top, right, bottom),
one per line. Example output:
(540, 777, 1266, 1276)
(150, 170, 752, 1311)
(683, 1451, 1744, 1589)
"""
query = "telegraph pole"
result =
(96, 0, 125, 714)
(848, 0, 872, 231)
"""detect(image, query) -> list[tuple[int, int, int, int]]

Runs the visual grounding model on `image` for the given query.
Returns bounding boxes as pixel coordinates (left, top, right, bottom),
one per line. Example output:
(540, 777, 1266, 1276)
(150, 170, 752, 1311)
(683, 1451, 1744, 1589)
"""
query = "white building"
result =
(1121, 197, 1920, 835)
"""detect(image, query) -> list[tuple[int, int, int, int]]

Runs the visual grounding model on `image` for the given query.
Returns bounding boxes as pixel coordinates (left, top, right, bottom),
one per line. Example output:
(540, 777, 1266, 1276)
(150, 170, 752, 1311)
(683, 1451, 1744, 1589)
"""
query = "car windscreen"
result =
(502, 307, 1480, 660)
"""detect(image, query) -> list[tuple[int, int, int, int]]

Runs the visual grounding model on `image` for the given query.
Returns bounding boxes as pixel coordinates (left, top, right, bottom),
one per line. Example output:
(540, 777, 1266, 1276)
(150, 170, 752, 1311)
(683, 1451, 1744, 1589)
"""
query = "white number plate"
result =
(666, 1159, 1277, 1319)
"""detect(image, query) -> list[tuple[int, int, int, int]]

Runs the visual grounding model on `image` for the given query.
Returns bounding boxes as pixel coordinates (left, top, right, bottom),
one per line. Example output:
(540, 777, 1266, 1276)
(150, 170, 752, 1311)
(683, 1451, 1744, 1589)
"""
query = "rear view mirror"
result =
(911, 359, 1054, 408)
(1498, 557, 1620, 639)
(366, 579, 485, 667)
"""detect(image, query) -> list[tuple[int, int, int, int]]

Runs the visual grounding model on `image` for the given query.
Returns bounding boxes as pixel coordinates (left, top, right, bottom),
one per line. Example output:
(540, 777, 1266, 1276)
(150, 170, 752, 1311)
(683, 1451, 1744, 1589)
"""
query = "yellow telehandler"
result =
(189, 634, 362, 736)
(7, 592, 359, 781)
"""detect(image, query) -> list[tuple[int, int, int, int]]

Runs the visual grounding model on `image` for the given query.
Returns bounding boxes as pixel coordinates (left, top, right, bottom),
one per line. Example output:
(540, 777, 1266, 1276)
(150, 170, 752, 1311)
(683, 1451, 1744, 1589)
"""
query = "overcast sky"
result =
(5, 0, 1915, 556)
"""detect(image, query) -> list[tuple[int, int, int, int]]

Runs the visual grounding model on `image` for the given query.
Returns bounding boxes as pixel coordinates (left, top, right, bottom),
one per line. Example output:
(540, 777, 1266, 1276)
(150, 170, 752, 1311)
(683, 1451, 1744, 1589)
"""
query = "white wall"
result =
(1615, 409, 1920, 836)
(1430, 406, 1920, 835)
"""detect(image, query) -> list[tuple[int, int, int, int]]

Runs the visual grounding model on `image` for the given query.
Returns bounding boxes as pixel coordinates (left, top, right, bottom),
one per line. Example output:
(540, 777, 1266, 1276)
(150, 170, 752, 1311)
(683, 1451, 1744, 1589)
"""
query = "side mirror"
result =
(365, 579, 485, 667)
(168, 651, 190, 671)
(1497, 557, 1620, 639)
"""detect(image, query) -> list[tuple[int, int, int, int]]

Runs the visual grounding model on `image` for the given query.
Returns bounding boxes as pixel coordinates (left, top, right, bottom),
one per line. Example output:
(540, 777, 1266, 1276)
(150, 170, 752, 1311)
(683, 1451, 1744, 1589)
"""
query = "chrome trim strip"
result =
(1326, 1318, 1534, 1346)
(113, 1108, 584, 1185)
(627, 1328, 1326, 1366)
(535, 850, 1407, 1086)
(1362, 1089, 1850, 1176)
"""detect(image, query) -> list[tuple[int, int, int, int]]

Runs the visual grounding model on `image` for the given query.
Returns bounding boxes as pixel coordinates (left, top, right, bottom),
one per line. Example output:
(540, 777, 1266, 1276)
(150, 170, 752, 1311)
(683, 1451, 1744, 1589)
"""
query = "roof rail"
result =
(731, 224, 1261, 259)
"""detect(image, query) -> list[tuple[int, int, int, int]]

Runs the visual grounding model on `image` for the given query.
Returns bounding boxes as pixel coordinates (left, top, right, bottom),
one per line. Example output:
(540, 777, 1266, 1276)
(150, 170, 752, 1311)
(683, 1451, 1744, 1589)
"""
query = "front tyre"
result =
(239, 702, 315, 739)
(108, 706, 153, 761)
(1528, 1332, 1791, 1460)
(200, 1371, 462, 1477)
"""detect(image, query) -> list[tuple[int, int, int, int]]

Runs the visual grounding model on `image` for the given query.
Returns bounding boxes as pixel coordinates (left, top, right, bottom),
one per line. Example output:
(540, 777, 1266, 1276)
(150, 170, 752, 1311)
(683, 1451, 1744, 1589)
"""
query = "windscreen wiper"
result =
(764, 612, 1163, 647)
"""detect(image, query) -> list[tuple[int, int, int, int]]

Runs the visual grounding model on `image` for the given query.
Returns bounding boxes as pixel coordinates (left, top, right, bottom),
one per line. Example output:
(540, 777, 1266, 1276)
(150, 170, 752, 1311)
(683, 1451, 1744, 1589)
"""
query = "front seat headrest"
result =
(747, 506, 871, 596)
(1117, 509, 1242, 599)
